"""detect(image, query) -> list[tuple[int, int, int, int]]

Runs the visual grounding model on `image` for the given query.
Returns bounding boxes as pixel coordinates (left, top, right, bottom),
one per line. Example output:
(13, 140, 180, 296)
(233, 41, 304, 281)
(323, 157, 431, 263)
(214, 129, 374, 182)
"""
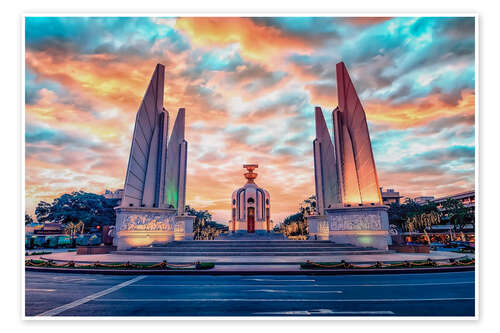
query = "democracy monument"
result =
(114, 64, 193, 250)
(308, 62, 390, 250)
(113, 61, 390, 251)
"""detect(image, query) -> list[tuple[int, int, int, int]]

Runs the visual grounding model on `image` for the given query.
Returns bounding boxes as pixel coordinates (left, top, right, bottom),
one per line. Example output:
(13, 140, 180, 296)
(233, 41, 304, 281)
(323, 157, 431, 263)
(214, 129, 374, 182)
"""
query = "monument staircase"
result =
(113, 240, 388, 257)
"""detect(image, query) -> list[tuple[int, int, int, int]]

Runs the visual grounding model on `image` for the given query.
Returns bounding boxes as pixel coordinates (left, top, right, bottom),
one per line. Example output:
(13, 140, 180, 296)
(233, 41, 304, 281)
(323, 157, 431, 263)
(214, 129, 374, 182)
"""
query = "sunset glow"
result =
(25, 17, 475, 223)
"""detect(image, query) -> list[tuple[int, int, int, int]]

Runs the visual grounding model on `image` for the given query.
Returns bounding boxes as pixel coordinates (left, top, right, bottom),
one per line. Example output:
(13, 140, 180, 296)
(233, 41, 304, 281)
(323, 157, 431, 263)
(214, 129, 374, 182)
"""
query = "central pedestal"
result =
(114, 207, 195, 250)
(325, 205, 391, 250)
(306, 215, 330, 240)
(308, 206, 391, 250)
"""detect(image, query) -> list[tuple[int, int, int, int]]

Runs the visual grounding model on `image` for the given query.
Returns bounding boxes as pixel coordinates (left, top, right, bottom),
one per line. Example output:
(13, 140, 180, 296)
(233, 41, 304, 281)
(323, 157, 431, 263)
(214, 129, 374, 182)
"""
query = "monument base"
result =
(114, 207, 194, 250)
(306, 215, 330, 240)
(174, 215, 195, 241)
(325, 205, 391, 250)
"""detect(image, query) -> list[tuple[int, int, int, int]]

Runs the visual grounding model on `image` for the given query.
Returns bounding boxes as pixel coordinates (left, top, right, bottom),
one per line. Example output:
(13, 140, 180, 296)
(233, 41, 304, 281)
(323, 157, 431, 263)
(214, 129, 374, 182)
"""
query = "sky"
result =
(25, 16, 475, 223)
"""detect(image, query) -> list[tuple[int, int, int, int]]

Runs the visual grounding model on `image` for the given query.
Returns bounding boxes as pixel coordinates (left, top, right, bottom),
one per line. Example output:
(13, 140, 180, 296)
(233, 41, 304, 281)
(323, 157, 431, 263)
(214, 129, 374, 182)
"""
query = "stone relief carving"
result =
(319, 221, 329, 234)
(119, 213, 175, 231)
(329, 213, 381, 231)
(174, 221, 185, 233)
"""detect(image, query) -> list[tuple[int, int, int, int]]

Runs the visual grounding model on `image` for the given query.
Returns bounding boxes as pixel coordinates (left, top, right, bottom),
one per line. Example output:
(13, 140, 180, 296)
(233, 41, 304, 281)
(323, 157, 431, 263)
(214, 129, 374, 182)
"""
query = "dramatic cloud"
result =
(25, 16, 475, 223)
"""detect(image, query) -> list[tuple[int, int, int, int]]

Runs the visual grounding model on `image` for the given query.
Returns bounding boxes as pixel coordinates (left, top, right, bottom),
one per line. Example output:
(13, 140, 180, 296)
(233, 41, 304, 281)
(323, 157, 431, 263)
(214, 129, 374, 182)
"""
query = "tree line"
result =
(276, 195, 474, 236)
(26, 191, 228, 238)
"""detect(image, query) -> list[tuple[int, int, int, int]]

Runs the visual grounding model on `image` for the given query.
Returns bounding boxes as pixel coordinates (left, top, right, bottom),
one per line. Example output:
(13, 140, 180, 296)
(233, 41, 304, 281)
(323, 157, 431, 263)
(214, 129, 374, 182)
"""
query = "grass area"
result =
(25, 259, 215, 270)
(300, 258, 475, 270)
(25, 251, 52, 256)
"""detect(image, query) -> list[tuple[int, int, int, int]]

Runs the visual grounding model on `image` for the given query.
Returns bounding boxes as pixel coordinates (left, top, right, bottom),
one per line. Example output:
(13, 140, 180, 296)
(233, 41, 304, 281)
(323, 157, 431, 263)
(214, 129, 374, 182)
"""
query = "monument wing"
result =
(336, 62, 382, 204)
(165, 108, 187, 213)
(313, 106, 342, 213)
(122, 64, 165, 207)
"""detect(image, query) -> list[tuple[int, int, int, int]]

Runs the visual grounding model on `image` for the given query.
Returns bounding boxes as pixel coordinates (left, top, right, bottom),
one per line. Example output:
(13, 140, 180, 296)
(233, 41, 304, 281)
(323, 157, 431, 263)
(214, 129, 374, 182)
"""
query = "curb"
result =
(39, 255, 473, 265)
(25, 265, 474, 275)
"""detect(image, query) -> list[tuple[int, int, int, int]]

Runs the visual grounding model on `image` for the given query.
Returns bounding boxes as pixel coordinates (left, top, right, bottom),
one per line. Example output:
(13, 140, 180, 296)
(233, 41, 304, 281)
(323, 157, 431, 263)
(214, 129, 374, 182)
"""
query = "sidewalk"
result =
(36, 250, 472, 265)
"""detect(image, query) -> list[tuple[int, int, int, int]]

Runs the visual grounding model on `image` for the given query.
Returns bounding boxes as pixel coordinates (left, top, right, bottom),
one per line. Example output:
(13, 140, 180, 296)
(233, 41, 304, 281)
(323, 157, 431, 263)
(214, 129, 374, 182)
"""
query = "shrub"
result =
(88, 234, 101, 245)
(76, 235, 89, 246)
(196, 262, 215, 269)
(33, 236, 45, 247)
(45, 236, 58, 248)
(57, 236, 71, 247)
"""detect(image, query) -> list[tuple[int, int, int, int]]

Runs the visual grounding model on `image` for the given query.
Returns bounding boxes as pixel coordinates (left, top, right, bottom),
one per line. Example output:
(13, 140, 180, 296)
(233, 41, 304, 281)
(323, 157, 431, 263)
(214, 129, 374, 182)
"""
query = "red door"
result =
(247, 207, 255, 233)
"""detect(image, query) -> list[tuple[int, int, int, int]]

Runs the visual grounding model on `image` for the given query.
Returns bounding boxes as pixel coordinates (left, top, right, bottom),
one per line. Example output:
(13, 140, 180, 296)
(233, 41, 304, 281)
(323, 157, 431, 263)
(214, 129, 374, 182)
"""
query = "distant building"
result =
(414, 196, 435, 205)
(380, 187, 402, 205)
(25, 223, 43, 235)
(104, 189, 124, 206)
(433, 190, 475, 215)
(33, 222, 65, 235)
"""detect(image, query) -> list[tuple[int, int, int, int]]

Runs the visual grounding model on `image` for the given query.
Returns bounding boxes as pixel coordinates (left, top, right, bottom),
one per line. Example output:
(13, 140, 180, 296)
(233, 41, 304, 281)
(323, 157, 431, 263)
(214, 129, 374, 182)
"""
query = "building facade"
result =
(380, 188, 402, 205)
(433, 190, 475, 214)
(231, 164, 271, 234)
(104, 189, 124, 206)
(414, 196, 435, 205)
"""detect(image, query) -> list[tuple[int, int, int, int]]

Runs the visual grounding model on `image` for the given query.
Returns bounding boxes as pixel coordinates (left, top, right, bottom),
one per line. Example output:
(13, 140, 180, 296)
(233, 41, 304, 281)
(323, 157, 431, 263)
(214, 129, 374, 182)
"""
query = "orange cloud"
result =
(365, 89, 475, 129)
(342, 17, 392, 26)
(176, 17, 313, 61)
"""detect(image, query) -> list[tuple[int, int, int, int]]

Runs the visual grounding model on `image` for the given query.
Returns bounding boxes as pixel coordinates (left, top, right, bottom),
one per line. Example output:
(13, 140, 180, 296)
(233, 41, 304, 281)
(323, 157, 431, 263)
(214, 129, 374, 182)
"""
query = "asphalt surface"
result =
(25, 270, 475, 317)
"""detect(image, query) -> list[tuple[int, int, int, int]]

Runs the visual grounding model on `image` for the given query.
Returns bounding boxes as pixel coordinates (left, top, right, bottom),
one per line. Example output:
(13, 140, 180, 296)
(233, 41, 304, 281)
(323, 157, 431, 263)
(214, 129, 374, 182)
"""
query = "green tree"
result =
(299, 195, 317, 216)
(441, 198, 474, 231)
(185, 205, 226, 240)
(279, 195, 317, 237)
(35, 201, 52, 223)
(388, 198, 439, 230)
(25, 214, 34, 225)
(34, 191, 118, 230)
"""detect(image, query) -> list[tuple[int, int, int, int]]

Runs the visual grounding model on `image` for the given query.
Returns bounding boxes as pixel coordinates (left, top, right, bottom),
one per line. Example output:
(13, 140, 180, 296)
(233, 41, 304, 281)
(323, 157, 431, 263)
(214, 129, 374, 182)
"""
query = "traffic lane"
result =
(92, 280, 474, 301)
(59, 297, 474, 317)
(25, 271, 135, 316)
(96, 271, 475, 301)
(56, 272, 475, 316)
(99, 271, 474, 287)
(308, 271, 475, 285)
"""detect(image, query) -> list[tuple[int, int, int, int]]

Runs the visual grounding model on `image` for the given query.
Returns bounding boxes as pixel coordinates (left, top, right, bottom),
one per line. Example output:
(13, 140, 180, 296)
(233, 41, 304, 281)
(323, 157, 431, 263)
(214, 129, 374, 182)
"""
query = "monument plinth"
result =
(312, 62, 391, 250)
(114, 64, 194, 250)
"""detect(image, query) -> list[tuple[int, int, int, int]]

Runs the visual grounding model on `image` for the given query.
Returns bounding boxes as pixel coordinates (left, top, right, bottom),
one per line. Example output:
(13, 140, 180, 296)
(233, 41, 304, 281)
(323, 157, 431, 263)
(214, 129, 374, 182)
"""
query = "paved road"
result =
(25, 271, 475, 317)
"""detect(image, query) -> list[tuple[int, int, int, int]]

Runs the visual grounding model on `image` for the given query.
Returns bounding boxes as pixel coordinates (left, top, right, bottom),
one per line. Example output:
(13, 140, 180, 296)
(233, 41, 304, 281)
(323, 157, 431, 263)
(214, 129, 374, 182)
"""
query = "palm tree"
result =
(442, 198, 473, 232)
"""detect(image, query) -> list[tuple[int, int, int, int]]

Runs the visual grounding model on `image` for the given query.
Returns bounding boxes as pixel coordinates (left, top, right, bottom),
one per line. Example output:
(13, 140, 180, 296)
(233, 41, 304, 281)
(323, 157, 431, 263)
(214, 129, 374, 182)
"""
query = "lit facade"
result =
(231, 164, 271, 234)
(433, 190, 475, 215)
(414, 196, 435, 205)
(380, 188, 402, 205)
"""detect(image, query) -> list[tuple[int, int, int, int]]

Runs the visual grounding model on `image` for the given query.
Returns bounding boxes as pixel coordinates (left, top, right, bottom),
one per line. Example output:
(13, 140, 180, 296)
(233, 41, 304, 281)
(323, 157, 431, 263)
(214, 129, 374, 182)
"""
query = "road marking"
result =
(94, 297, 475, 302)
(245, 289, 343, 294)
(36, 275, 146, 317)
(243, 278, 316, 282)
(129, 281, 474, 288)
(26, 289, 55, 292)
(253, 309, 395, 315)
(49, 277, 97, 283)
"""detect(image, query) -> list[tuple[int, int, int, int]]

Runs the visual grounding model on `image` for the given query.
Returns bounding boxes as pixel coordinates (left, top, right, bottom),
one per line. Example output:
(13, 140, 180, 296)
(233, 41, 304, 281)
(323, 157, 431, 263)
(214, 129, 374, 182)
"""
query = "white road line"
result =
(36, 276, 146, 317)
(243, 279, 316, 282)
(94, 297, 475, 302)
(26, 289, 56, 292)
(245, 289, 343, 294)
(128, 281, 474, 288)
(253, 310, 395, 315)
